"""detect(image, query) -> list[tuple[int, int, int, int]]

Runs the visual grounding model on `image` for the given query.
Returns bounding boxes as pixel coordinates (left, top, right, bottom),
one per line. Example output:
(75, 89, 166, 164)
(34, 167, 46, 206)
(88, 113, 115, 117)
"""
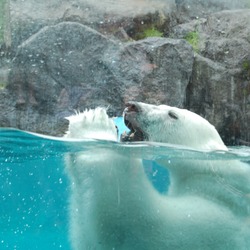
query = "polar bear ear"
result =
(168, 110, 179, 120)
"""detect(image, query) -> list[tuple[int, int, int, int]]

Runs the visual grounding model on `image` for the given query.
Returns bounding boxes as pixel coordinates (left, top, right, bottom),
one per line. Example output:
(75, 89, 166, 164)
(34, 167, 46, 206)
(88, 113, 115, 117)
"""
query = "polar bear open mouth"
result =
(121, 102, 147, 142)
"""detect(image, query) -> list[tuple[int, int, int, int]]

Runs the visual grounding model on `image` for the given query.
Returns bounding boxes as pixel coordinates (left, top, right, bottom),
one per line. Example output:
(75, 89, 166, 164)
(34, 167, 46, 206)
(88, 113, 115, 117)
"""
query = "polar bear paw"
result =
(65, 108, 118, 141)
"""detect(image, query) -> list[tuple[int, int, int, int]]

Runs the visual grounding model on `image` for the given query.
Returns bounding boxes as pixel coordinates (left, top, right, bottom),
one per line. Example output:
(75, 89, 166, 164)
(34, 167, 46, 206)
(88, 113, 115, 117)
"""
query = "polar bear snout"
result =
(124, 102, 140, 130)
(122, 102, 147, 142)
(125, 102, 140, 113)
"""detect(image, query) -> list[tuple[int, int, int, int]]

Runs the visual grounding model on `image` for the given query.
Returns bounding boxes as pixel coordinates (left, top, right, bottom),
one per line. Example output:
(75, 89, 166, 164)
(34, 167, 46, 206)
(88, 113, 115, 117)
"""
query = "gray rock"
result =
(9, 0, 174, 48)
(4, 22, 193, 136)
(110, 37, 194, 106)
(186, 54, 249, 144)
(1, 3, 249, 144)
(176, 10, 250, 144)
(175, 0, 249, 22)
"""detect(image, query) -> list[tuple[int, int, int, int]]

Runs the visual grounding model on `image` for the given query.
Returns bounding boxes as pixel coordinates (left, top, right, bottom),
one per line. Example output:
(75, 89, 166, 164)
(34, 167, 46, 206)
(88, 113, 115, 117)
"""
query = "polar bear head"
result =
(123, 101, 227, 151)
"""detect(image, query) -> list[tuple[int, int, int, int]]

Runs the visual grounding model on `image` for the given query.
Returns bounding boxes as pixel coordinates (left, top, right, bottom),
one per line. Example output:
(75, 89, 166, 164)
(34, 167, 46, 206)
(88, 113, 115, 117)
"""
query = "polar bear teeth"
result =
(120, 130, 145, 142)
(120, 124, 146, 142)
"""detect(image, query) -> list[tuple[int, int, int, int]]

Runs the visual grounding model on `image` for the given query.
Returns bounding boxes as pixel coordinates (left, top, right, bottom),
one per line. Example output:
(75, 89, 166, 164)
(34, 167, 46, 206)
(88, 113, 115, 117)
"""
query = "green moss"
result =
(242, 60, 250, 70)
(242, 60, 250, 79)
(134, 26, 164, 40)
(142, 27, 163, 38)
(0, 82, 6, 89)
(184, 31, 199, 53)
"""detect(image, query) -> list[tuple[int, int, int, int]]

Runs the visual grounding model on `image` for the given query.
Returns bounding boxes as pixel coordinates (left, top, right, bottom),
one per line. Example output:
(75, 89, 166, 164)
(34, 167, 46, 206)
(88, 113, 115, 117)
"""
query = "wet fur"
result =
(65, 105, 250, 250)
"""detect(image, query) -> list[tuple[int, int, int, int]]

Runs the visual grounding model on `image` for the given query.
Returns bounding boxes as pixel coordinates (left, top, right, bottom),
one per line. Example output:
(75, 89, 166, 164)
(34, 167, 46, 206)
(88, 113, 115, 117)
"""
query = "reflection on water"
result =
(0, 128, 250, 249)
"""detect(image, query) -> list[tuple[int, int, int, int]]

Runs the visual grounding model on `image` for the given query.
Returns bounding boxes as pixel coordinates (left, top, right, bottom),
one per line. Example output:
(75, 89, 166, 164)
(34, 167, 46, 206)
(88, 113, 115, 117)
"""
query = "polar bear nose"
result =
(125, 102, 140, 113)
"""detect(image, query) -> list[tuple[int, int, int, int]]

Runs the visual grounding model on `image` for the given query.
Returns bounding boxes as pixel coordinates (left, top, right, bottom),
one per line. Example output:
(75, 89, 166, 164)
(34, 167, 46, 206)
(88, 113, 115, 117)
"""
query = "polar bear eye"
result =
(168, 110, 178, 120)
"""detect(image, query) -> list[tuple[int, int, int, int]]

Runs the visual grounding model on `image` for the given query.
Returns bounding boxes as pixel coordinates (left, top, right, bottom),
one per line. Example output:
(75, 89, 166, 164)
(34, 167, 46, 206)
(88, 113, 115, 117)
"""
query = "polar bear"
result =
(65, 103, 250, 250)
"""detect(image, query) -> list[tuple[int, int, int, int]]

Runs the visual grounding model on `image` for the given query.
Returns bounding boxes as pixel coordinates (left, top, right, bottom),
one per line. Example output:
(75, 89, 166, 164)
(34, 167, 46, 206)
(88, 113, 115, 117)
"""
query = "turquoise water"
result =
(0, 129, 71, 250)
(0, 128, 250, 250)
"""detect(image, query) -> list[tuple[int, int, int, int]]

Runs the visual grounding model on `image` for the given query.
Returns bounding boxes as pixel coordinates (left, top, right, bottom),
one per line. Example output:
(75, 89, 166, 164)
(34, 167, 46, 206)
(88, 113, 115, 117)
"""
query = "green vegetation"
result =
(142, 27, 163, 38)
(242, 60, 250, 80)
(184, 31, 199, 53)
(135, 26, 164, 40)
(0, 82, 6, 90)
(242, 60, 250, 71)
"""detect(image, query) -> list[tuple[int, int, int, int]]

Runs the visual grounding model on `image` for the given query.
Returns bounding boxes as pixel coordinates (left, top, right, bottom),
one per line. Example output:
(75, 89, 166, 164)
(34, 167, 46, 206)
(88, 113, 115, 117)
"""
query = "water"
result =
(0, 128, 250, 250)
(0, 129, 71, 250)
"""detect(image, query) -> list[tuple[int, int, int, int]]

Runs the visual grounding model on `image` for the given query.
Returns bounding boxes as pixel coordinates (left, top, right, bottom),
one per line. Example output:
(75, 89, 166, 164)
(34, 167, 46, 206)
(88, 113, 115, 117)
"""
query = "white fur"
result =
(65, 104, 250, 250)
(65, 108, 117, 141)
(130, 102, 227, 151)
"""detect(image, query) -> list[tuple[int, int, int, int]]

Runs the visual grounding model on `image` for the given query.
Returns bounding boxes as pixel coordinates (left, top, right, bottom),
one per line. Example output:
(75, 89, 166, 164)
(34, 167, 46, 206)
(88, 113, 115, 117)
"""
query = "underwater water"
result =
(0, 128, 250, 250)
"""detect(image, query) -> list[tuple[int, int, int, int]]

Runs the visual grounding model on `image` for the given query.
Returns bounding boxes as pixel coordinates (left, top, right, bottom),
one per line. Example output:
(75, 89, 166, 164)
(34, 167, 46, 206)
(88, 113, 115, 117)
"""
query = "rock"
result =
(6, 22, 121, 135)
(173, 10, 250, 67)
(1, 2, 249, 144)
(186, 54, 248, 145)
(174, 10, 250, 144)
(110, 37, 194, 106)
(175, 0, 248, 22)
(4, 22, 193, 136)
(9, 0, 176, 48)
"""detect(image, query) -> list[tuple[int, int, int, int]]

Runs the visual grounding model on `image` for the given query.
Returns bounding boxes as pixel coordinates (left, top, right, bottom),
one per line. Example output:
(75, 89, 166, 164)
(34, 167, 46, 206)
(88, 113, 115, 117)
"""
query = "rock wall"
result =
(0, 0, 249, 144)
(173, 10, 250, 144)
